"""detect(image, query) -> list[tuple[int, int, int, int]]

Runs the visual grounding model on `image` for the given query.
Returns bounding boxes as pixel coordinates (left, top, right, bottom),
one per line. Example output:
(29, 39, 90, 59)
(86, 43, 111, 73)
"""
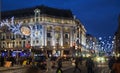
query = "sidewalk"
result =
(45, 64, 74, 73)
(0, 65, 29, 72)
(0, 61, 74, 73)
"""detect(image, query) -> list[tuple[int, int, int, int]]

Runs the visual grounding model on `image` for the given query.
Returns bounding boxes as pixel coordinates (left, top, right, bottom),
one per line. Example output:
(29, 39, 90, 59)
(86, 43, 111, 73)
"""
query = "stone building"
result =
(0, 5, 86, 57)
(114, 15, 120, 55)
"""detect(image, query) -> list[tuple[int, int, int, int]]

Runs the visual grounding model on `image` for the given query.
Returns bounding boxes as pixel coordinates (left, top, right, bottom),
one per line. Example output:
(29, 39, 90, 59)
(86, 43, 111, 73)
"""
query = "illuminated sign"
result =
(20, 26, 31, 36)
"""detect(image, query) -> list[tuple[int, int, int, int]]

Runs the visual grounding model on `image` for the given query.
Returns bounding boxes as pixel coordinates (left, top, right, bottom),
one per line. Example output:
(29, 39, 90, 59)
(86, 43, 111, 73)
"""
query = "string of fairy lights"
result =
(98, 36, 114, 54)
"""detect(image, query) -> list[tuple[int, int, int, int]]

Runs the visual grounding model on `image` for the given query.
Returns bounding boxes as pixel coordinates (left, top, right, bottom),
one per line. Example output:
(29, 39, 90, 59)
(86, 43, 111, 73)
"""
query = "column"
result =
(70, 26, 73, 47)
(43, 25, 47, 46)
(60, 26, 63, 47)
(60, 26, 63, 56)
(52, 26, 55, 46)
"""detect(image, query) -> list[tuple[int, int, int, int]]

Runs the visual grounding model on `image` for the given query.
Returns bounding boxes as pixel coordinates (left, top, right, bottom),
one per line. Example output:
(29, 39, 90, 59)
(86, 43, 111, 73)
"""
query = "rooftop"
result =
(1, 5, 73, 19)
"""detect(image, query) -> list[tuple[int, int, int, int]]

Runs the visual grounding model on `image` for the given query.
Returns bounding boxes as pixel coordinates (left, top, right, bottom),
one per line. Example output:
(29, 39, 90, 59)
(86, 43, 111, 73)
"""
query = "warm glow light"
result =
(20, 26, 31, 36)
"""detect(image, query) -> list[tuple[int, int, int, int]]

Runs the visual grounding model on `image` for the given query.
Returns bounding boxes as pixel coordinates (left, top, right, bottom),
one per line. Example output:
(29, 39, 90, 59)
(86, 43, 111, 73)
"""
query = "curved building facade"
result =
(0, 5, 86, 57)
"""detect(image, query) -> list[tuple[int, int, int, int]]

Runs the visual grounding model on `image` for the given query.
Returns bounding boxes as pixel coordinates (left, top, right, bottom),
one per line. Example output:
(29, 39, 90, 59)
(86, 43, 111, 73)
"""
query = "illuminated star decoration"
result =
(0, 17, 22, 34)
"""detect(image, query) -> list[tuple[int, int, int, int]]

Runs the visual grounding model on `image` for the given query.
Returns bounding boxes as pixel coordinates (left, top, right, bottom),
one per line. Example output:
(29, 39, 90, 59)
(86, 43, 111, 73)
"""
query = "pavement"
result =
(0, 61, 110, 73)
(0, 65, 29, 72)
(0, 61, 74, 73)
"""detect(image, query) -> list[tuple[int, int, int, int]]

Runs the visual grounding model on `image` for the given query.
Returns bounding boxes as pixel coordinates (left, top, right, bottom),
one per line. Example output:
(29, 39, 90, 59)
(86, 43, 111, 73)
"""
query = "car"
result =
(34, 55, 47, 70)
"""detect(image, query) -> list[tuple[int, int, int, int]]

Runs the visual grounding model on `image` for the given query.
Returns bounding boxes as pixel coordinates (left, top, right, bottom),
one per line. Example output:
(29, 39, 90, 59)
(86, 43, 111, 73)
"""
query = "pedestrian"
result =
(56, 57, 63, 73)
(108, 56, 116, 73)
(46, 55, 52, 73)
(86, 57, 94, 73)
(112, 57, 120, 73)
(0, 56, 4, 67)
(73, 57, 81, 73)
(79, 56, 83, 65)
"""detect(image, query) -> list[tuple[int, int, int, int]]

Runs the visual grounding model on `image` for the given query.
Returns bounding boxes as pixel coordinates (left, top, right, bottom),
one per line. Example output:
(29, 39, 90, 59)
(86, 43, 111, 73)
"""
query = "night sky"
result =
(1, 0, 120, 39)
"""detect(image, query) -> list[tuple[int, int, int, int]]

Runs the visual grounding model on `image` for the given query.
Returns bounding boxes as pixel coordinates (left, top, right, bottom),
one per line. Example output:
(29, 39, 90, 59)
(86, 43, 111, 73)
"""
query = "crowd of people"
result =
(1, 54, 120, 73)
(0, 56, 33, 67)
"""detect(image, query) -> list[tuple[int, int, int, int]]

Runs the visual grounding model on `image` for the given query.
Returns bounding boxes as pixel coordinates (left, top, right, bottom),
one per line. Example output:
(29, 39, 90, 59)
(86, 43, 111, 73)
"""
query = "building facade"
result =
(0, 5, 86, 57)
(86, 34, 99, 57)
(114, 15, 120, 56)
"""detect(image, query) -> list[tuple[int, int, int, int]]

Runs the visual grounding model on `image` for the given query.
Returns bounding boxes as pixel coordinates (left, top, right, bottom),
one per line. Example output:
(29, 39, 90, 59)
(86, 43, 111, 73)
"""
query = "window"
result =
(6, 35, 9, 39)
(19, 41, 21, 44)
(33, 41, 35, 44)
(65, 42, 69, 45)
(3, 42, 5, 44)
(47, 32, 51, 38)
(64, 50, 69, 55)
(36, 40, 39, 43)
(2, 35, 5, 40)
(36, 18, 39, 22)
(64, 33, 69, 39)
(13, 42, 15, 47)
(47, 41, 51, 46)
(28, 41, 30, 44)
(23, 41, 25, 47)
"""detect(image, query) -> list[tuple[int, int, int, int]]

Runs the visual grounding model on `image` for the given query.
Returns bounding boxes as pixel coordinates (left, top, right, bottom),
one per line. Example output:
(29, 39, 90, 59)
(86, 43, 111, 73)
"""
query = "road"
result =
(0, 61, 110, 73)
(0, 67, 110, 73)
(64, 64, 110, 73)
(0, 68, 26, 73)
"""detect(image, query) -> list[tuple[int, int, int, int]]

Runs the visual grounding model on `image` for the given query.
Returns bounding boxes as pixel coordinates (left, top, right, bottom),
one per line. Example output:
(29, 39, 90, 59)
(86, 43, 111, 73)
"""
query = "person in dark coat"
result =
(86, 57, 94, 73)
(0, 56, 5, 66)
(56, 57, 63, 73)
(112, 57, 120, 73)
(108, 56, 116, 73)
(73, 57, 81, 73)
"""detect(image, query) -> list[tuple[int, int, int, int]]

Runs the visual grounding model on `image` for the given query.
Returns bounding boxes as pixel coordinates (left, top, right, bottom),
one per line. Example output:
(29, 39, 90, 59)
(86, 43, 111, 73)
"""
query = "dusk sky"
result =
(1, 0, 120, 39)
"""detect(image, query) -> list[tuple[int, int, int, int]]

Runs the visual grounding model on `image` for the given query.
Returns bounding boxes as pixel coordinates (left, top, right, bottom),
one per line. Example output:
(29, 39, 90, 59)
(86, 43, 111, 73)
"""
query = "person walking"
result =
(56, 57, 63, 73)
(108, 56, 116, 73)
(86, 57, 94, 73)
(0, 56, 4, 67)
(112, 57, 120, 73)
(46, 56, 52, 73)
(73, 57, 81, 73)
